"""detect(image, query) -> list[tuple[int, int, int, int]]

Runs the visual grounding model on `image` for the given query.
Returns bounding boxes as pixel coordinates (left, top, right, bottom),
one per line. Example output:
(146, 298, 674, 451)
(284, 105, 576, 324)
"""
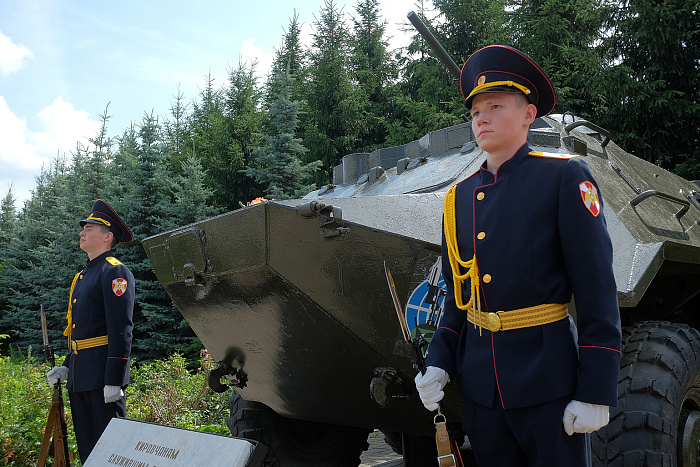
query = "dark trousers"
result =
(68, 388, 125, 463)
(463, 395, 591, 467)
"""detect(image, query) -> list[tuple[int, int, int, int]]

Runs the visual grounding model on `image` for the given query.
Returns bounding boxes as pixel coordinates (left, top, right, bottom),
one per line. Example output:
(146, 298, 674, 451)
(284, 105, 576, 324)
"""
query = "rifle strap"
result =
(435, 409, 456, 467)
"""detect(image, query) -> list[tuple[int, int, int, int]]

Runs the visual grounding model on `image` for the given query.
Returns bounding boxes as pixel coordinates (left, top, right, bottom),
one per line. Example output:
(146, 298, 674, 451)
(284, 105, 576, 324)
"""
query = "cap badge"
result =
(478, 75, 486, 86)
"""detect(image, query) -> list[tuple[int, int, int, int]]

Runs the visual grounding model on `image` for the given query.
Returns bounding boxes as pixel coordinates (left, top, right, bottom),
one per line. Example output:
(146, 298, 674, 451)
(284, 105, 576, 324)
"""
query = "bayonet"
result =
(384, 262, 463, 467)
(384, 261, 428, 374)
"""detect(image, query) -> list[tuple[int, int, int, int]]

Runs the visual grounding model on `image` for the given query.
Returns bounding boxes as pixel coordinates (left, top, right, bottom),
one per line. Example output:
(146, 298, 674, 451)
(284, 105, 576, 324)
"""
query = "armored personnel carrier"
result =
(142, 14, 700, 467)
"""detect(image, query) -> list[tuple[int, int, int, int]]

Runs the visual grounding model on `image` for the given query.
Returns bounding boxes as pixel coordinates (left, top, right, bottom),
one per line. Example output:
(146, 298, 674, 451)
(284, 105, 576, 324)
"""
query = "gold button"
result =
(79, 275, 83, 279)
(73, 299, 77, 303)
(477, 232, 486, 240)
(72, 324, 76, 328)
(483, 274, 492, 283)
(477, 192, 485, 200)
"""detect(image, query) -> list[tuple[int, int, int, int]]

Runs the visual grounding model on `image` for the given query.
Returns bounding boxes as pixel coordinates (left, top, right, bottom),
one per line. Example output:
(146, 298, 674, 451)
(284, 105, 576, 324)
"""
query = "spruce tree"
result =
(0, 154, 86, 352)
(224, 59, 265, 206)
(0, 187, 18, 348)
(266, 11, 309, 108)
(244, 69, 322, 199)
(170, 153, 220, 225)
(306, 0, 364, 184)
(113, 113, 195, 362)
(510, 0, 607, 119)
(390, 5, 463, 145)
(598, 0, 700, 176)
(349, 0, 397, 152)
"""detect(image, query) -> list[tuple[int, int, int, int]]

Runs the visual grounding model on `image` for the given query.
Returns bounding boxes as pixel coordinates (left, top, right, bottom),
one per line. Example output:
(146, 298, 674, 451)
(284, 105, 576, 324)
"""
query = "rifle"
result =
(37, 304, 71, 467)
(384, 262, 463, 467)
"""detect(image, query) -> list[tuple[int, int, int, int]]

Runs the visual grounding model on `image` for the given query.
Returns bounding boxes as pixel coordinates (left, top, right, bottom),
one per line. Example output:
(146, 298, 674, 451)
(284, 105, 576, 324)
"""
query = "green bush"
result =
(0, 347, 78, 466)
(128, 350, 230, 434)
(0, 348, 229, 467)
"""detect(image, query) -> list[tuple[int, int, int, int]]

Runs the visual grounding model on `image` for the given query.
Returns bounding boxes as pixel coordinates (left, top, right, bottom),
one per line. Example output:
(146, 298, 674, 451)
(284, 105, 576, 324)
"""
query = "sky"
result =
(0, 0, 425, 207)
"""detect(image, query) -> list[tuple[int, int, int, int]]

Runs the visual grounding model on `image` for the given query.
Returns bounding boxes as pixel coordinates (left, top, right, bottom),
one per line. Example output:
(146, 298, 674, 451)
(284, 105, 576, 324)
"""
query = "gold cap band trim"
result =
(467, 80, 531, 101)
(87, 215, 111, 227)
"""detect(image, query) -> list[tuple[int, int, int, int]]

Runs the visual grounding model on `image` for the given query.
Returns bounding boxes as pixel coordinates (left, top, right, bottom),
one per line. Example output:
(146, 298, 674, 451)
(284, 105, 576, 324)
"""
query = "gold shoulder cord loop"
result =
(444, 186, 483, 334)
(62, 271, 82, 348)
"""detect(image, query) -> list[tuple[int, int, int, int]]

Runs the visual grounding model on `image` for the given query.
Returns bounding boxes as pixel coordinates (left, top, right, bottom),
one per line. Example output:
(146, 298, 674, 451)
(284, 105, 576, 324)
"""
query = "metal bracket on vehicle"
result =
(167, 227, 211, 286)
(370, 367, 410, 408)
(296, 201, 350, 238)
(630, 189, 691, 220)
(207, 362, 248, 392)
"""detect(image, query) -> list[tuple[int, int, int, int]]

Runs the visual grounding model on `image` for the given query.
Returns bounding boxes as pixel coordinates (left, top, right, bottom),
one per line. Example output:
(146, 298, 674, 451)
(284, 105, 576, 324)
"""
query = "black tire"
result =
(592, 321, 700, 466)
(380, 430, 403, 455)
(227, 391, 371, 467)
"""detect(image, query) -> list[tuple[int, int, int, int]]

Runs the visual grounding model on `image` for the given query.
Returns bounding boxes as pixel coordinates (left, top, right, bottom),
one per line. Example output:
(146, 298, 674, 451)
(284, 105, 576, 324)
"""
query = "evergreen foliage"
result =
(244, 69, 322, 199)
(511, 0, 609, 119)
(1, 0, 698, 364)
(598, 0, 700, 175)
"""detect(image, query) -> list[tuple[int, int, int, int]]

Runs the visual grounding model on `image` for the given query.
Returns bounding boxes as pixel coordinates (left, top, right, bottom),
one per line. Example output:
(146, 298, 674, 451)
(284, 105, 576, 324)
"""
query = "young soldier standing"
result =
(414, 45, 622, 466)
(47, 199, 135, 462)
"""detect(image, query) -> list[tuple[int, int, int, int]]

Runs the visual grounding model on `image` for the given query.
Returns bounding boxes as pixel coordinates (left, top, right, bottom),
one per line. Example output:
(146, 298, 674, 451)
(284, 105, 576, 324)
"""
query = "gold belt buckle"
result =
(485, 312, 502, 332)
(70, 340, 78, 352)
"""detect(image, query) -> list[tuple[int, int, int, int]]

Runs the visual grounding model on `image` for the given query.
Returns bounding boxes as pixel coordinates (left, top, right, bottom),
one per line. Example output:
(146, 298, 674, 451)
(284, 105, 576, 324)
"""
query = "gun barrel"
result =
(407, 11, 462, 80)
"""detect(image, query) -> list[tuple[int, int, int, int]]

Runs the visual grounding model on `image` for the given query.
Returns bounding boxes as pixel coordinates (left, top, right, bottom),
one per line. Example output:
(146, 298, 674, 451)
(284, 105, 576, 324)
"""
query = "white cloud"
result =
(0, 96, 101, 204)
(240, 38, 274, 83)
(0, 31, 33, 76)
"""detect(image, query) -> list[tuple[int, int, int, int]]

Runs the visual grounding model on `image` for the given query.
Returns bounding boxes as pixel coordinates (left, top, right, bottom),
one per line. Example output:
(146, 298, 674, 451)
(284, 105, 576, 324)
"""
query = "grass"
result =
(0, 346, 230, 466)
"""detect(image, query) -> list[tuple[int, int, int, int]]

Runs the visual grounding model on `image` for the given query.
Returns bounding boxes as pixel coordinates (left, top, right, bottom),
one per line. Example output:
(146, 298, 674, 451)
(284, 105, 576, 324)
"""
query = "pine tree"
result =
(244, 69, 322, 199)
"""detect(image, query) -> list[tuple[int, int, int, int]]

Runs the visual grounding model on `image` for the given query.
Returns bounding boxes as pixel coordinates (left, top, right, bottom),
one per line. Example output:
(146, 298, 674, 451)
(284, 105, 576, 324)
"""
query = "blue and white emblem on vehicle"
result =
(405, 259, 446, 345)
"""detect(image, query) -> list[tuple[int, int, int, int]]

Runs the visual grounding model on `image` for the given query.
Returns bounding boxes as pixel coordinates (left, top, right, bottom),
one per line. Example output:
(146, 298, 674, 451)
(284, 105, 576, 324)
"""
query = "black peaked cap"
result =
(461, 45, 556, 118)
(80, 199, 133, 243)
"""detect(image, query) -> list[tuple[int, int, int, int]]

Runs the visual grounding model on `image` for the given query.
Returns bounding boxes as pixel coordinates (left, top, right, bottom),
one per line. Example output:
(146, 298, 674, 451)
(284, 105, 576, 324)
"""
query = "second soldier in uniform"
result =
(47, 199, 135, 463)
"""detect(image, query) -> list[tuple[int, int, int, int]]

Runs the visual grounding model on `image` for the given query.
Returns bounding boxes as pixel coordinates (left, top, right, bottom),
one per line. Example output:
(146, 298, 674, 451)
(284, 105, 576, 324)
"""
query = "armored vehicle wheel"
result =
(227, 392, 371, 467)
(592, 321, 700, 466)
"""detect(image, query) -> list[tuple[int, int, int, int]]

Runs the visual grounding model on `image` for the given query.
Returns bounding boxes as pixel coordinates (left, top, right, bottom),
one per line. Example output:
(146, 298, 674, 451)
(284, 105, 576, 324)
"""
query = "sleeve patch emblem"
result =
(112, 278, 128, 296)
(579, 181, 601, 217)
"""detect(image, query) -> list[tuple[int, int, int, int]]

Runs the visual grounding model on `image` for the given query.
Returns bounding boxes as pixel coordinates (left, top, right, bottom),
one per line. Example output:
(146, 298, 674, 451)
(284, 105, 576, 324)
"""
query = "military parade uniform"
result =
(59, 200, 134, 462)
(420, 46, 622, 466)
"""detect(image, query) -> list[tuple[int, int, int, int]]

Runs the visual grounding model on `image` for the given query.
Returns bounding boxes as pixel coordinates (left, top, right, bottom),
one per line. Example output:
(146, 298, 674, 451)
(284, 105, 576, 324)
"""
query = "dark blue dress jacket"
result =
(426, 144, 621, 409)
(64, 250, 134, 393)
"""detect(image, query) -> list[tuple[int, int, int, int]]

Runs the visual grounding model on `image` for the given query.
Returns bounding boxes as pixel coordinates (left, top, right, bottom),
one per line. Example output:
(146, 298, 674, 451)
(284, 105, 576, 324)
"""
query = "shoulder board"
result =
(105, 257, 122, 266)
(528, 151, 578, 159)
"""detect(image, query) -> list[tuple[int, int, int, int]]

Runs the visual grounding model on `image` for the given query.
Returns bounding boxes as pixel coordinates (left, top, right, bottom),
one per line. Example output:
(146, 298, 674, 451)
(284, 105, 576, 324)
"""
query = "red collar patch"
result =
(579, 181, 601, 217)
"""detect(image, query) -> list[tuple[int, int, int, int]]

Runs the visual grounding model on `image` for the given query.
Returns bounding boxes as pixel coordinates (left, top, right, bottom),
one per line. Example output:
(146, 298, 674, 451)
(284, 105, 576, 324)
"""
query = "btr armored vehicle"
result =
(142, 14, 700, 467)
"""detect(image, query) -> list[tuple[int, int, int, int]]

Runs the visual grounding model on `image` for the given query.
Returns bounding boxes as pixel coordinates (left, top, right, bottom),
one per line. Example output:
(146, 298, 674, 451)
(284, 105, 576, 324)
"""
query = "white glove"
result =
(47, 366, 68, 387)
(414, 366, 450, 411)
(104, 385, 124, 403)
(562, 400, 610, 435)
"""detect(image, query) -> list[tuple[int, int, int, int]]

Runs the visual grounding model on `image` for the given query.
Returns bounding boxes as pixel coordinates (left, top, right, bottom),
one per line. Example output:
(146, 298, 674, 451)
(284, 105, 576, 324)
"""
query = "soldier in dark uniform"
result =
(47, 199, 134, 463)
(414, 45, 622, 466)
